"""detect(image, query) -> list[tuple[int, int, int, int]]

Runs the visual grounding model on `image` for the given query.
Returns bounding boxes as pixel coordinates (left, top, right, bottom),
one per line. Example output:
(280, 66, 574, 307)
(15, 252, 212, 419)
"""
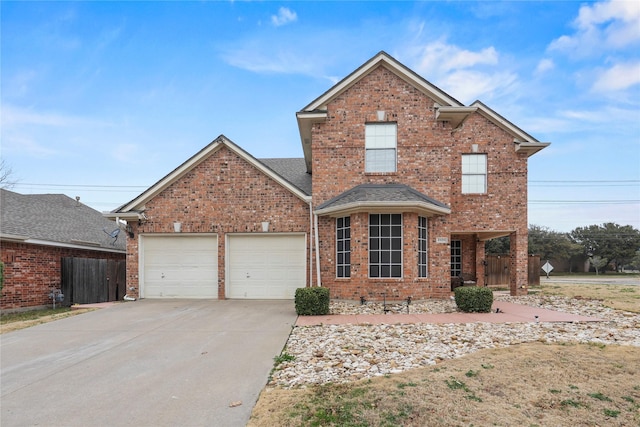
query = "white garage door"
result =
(142, 235, 218, 298)
(228, 234, 306, 299)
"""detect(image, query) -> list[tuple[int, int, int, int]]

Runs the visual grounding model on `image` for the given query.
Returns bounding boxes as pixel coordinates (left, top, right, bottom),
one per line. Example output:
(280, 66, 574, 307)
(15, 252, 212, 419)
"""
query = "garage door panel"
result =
(143, 235, 218, 299)
(228, 234, 305, 299)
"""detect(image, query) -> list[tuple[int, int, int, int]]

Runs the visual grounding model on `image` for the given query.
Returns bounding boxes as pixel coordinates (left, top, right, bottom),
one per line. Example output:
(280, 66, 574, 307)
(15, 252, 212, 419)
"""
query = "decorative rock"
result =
(270, 296, 640, 388)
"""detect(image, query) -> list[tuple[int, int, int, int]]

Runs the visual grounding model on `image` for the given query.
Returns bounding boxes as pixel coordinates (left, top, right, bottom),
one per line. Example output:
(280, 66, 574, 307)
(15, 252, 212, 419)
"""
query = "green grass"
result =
(588, 392, 612, 402)
(603, 409, 620, 418)
(560, 399, 586, 409)
(0, 307, 72, 324)
(273, 352, 296, 366)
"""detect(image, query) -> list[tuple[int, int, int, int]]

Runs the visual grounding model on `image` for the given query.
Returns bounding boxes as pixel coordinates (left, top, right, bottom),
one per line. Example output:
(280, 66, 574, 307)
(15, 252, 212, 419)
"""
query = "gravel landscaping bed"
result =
(269, 295, 640, 388)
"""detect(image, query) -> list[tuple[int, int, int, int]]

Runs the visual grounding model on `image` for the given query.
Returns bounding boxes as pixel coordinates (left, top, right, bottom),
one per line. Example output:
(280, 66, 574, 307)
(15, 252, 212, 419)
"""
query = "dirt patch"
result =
(249, 343, 640, 426)
(0, 309, 95, 334)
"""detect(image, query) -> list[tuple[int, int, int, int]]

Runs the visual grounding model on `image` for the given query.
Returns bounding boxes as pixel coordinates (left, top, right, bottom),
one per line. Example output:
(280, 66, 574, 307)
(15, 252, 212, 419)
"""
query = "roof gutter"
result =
(515, 141, 551, 157)
(0, 235, 125, 254)
(314, 201, 451, 218)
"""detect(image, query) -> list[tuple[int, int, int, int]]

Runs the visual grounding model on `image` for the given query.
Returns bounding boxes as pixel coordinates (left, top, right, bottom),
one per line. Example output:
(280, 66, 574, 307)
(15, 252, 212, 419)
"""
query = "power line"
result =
(529, 200, 639, 204)
(530, 180, 640, 188)
(13, 183, 148, 189)
(530, 180, 639, 183)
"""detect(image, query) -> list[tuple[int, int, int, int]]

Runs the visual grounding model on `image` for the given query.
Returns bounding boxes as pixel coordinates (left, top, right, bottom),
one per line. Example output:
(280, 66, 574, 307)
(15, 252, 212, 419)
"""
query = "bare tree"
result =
(0, 158, 17, 189)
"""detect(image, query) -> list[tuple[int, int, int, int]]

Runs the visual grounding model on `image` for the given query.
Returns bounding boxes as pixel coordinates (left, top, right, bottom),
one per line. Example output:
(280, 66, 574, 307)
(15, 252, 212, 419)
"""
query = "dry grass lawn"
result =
(250, 282, 640, 426)
(249, 343, 640, 427)
(535, 282, 640, 313)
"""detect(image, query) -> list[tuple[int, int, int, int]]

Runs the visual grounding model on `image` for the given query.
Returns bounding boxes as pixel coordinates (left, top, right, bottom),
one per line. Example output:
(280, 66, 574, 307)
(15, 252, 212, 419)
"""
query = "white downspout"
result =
(314, 213, 321, 287)
(309, 201, 313, 287)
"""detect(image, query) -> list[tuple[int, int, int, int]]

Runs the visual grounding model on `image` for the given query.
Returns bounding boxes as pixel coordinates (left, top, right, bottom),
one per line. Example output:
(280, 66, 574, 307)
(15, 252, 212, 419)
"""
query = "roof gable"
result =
(297, 51, 549, 171)
(111, 135, 311, 217)
(301, 51, 464, 112)
(0, 189, 125, 252)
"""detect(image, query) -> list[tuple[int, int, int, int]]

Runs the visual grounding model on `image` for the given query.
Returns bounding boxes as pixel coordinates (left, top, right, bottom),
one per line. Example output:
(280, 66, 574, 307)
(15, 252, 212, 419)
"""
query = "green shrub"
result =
(295, 287, 330, 315)
(454, 286, 493, 313)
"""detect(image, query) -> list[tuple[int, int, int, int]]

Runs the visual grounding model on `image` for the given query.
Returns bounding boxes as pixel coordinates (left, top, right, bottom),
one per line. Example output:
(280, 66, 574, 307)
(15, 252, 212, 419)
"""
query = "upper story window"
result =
(365, 123, 397, 173)
(461, 154, 487, 194)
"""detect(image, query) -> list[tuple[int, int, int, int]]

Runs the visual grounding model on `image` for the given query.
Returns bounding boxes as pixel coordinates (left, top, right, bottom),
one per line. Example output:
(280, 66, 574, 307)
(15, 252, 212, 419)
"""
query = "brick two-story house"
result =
(107, 51, 548, 301)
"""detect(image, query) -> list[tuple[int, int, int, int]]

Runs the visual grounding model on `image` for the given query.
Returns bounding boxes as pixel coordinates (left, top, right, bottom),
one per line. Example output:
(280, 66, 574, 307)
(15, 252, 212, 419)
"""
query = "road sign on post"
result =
(541, 261, 554, 279)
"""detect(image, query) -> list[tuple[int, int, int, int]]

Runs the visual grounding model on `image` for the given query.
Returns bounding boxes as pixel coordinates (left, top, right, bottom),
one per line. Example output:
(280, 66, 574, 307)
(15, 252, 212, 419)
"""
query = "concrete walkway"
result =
(296, 301, 603, 326)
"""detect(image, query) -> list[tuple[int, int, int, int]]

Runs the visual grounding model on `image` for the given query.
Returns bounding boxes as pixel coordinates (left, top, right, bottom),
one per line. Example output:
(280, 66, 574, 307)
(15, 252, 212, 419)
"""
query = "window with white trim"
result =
(450, 240, 462, 278)
(418, 216, 428, 277)
(336, 216, 351, 278)
(462, 154, 487, 194)
(369, 213, 402, 278)
(365, 123, 397, 173)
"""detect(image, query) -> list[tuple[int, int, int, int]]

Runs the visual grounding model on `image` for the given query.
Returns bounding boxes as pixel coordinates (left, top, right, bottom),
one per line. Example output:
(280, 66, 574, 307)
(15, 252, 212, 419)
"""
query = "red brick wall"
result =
(311, 65, 529, 300)
(0, 241, 125, 310)
(126, 145, 311, 299)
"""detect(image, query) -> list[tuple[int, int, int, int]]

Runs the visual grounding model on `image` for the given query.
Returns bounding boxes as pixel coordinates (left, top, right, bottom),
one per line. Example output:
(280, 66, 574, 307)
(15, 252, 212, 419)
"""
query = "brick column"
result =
(509, 230, 528, 296)
(475, 238, 486, 287)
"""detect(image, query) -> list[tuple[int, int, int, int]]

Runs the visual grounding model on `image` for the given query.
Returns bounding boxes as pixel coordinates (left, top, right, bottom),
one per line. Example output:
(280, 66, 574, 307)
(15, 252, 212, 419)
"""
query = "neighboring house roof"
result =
(315, 184, 451, 217)
(297, 51, 549, 172)
(108, 135, 311, 220)
(0, 189, 126, 253)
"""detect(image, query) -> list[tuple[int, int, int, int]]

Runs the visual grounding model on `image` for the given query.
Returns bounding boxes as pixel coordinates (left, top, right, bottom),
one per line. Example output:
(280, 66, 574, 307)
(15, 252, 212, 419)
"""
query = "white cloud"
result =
(407, 40, 517, 104)
(441, 70, 517, 104)
(1, 104, 107, 128)
(592, 61, 640, 92)
(1, 134, 59, 158)
(271, 7, 297, 27)
(548, 0, 640, 57)
(222, 48, 315, 75)
(535, 58, 555, 76)
(111, 143, 140, 164)
(413, 40, 498, 75)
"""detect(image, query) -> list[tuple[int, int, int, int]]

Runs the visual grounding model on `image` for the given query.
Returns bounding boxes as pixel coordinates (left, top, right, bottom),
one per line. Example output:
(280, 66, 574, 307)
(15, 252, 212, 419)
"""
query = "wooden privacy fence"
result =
(485, 255, 540, 287)
(61, 258, 126, 305)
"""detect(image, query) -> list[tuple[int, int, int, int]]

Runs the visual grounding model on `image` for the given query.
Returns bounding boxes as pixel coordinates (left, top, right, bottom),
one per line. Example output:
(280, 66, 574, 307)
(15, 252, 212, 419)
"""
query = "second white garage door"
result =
(142, 235, 218, 298)
(227, 234, 306, 299)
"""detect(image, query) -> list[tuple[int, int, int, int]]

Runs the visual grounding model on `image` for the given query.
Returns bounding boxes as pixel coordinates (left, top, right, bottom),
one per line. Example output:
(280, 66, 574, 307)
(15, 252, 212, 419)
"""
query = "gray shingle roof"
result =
(259, 158, 312, 196)
(316, 183, 449, 215)
(1, 189, 126, 252)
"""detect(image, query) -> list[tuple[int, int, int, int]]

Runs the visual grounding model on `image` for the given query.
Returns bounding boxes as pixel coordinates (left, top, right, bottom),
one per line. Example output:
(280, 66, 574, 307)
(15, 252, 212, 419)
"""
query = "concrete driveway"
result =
(1, 299, 297, 427)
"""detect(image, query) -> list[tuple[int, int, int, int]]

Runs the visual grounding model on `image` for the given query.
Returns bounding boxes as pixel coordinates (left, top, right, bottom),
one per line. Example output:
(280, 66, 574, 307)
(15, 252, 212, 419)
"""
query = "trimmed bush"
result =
(454, 286, 494, 313)
(295, 287, 330, 315)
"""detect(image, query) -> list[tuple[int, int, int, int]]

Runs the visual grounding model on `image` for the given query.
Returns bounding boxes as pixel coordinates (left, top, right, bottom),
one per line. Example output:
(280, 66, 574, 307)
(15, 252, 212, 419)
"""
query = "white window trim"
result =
(365, 123, 397, 173)
(462, 153, 487, 194)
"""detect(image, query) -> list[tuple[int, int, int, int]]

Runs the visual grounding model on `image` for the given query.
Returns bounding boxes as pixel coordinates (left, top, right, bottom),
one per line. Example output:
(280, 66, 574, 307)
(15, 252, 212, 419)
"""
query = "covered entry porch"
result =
(450, 229, 530, 296)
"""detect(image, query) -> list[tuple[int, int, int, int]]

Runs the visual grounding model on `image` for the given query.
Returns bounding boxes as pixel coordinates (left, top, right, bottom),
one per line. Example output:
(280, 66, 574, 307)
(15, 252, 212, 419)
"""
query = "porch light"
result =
(262, 221, 270, 232)
(173, 222, 182, 233)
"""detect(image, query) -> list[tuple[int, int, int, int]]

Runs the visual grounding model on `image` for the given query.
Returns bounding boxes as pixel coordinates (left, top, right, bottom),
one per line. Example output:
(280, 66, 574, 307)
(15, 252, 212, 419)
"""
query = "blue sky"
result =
(2, 1, 639, 233)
